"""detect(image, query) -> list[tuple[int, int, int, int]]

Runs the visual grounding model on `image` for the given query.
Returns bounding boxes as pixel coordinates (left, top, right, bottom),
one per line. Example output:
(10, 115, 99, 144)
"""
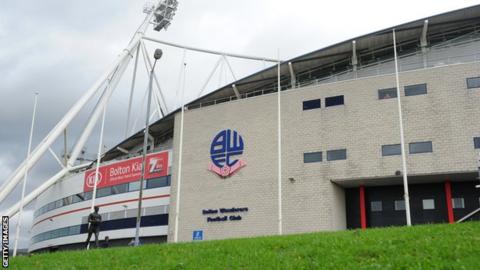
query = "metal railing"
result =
(187, 35, 480, 110)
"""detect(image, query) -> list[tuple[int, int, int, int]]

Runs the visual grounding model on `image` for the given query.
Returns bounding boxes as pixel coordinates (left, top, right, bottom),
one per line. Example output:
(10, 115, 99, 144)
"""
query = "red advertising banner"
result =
(83, 151, 169, 192)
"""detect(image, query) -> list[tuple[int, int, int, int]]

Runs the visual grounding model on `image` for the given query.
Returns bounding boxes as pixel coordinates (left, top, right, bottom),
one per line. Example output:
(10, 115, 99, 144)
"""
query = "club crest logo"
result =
(209, 129, 246, 177)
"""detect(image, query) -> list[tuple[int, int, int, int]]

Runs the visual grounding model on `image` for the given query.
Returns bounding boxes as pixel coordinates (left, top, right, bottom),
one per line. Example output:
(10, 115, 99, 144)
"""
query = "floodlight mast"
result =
(0, 0, 177, 216)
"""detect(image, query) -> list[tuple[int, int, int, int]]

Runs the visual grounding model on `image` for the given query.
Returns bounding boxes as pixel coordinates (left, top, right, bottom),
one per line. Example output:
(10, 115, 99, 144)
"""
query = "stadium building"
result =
(29, 5, 480, 252)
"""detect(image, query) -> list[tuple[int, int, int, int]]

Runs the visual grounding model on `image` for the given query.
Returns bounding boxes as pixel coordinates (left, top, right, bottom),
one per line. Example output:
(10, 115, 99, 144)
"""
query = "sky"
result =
(0, 0, 478, 249)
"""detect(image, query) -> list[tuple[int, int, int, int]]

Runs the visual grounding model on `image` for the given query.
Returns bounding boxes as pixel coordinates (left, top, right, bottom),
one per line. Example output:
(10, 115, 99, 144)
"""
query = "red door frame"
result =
(359, 185, 367, 229)
(444, 180, 454, 224)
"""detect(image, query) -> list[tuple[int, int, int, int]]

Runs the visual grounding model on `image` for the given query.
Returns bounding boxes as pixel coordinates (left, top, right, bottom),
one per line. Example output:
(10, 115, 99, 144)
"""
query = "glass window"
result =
(467, 77, 480, 89)
(84, 191, 93, 200)
(96, 187, 112, 198)
(422, 199, 435, 210)
(303, 99, 321, 110)
(47, 202, 55, 211)
(404, 83, 427, 96)
(327, 149, 347, 161)
(166, 175, 171, 186)
(474, 137, 480, 149)
(409, 141, 433, 154)
(325, 95, 344, 107)
(54, 199, 63, 209)
(303, 152, 322, 163)
(129, 181, 140, 192)
(72, 193, 84, 203)
(382, 144, 401, 156)
(452, 198, 465, 209)
(147, 177, 169, 189)
(371, 201, 382, 212)
(112, 183, 128, 195)
(378, 88, 397, 99)
(395, 200, 405, 211)
(128, 181, 147, 192)
(62, 196, 72, 206)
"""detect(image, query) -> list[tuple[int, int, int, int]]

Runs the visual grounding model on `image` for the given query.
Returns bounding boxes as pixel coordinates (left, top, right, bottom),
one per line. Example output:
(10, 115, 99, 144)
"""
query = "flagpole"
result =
(87, 105, 107, 250)
(13, 92, 38, 257)
(174, 53, 187, 243)
(393, 29, 412, 226)
(277, 50, 283, 235)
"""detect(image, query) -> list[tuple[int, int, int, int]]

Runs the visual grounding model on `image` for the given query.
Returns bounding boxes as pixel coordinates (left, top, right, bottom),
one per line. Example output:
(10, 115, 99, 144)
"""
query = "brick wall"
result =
(168, 61, 480, 242)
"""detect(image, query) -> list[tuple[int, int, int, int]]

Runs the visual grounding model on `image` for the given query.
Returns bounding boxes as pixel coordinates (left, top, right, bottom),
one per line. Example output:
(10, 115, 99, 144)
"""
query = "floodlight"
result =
(152, 0, 179, 31)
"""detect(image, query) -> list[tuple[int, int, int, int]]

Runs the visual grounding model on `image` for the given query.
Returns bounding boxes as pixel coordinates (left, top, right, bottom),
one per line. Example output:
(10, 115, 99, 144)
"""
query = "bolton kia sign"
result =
(84, 151, 169, 192)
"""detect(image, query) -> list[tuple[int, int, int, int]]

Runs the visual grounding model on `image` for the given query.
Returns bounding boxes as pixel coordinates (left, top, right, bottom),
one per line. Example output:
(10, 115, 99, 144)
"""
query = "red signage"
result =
(83, 151, 169, 192)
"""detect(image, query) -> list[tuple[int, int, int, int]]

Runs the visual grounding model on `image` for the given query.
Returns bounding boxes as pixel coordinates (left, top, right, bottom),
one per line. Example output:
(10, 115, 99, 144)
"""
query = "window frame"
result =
(404, 83, 427, 96)
(467, 77, 480, 89)
(378, 88, 397, 100)
(474, 137, 480, 149)
(409, 141, 433, 154)
(325, 95, 344, 107)
(326, 149, 347, 161)
(302, 99, 321, 111)
(382, 144, 401, 156)
(303, 151, 323, 163)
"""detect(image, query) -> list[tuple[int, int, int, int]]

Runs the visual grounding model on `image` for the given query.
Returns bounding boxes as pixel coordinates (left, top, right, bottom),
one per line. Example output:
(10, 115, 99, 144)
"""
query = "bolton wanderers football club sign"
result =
(209, 129, 246, 177)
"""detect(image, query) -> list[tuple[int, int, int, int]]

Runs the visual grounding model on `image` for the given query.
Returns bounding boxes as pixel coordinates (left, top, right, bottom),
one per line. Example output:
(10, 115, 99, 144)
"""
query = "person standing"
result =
(85, 206, 102, 249)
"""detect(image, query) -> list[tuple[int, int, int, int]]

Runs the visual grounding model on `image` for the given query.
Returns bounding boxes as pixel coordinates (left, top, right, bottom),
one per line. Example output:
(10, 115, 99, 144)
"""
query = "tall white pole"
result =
(126, 44, 141, 138)
(393, 29, 412, 226)
(87, 105, 107, 250)
(13, 92, 38, 257)
(174, 61, 187, 243)
(277, 50, 283, 235)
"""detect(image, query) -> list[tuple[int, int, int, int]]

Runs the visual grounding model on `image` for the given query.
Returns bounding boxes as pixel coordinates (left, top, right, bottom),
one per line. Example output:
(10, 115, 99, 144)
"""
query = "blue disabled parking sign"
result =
(193, 230, 203, 241)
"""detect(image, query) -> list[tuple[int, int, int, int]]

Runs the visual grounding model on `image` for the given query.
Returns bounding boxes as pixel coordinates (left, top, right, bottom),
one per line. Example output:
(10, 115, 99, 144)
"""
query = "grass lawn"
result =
(11, 221, 480, 269)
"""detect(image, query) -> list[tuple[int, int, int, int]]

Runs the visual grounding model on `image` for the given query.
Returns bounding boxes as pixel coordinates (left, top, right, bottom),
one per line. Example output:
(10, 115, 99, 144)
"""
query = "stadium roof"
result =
(101, 4, 480, 163)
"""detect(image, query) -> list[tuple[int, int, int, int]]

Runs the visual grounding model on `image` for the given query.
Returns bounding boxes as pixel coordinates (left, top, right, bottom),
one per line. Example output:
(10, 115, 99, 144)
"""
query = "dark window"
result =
(47, 202, 55, 211)
(382, 144, 401, 156)
(409, 141, 433, 154)
(84, 191, 93, 200)
(474, 137, 480, 149)
(327, 149, 347, 161)
(378, 88, 397, 99)
(96, 187, 112, 198)
(54, 199, 63, 209)
(325, 95, 344, 107)
(128, 181, 147, 192)
(112, 183, 128, 195)
(62, 196, 72, 206)
(147, 176, 169, 189)
(467, 77, 480, 89)
(303, 152, 322, 163)
(303, 99, 321, 110)
(72, 193, 84, 203)
(404, 83, 427, 96)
